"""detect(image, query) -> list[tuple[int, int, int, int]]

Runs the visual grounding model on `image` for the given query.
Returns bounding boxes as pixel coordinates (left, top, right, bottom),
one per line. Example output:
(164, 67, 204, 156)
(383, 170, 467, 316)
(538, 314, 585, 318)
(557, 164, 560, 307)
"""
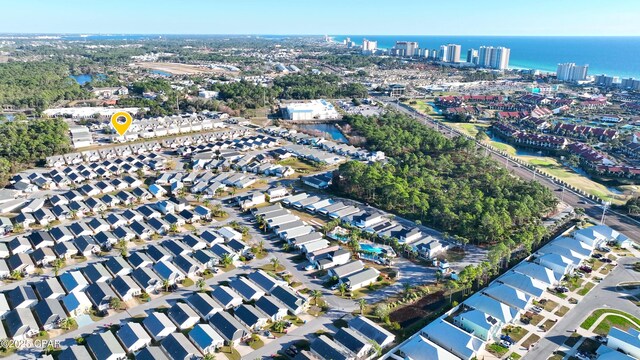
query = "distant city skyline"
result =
(1, 0, 639, 36)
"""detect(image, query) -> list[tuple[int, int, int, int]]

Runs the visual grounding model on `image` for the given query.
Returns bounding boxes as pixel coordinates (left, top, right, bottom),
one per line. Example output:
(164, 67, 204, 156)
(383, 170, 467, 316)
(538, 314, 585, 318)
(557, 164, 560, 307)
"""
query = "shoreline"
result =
(332, 35, 640, 79)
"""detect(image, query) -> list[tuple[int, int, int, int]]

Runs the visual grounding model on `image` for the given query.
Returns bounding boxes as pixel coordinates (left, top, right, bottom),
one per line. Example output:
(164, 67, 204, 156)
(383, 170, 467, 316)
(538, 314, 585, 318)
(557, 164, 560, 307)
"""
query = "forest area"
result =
(0, 119, 71, 185)
(334, 113, 558, 255)
(0, 62, 90, 111)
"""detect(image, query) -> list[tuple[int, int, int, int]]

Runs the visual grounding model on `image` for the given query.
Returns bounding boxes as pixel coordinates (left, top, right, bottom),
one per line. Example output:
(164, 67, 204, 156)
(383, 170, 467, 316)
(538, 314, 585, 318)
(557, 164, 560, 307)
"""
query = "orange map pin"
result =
(111, 111, 133, 136)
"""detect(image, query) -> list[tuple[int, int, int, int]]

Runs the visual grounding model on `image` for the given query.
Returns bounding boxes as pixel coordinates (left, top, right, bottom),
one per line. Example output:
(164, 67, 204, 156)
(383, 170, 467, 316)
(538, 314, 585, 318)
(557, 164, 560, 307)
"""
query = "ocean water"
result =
(333, 35, 640, 79)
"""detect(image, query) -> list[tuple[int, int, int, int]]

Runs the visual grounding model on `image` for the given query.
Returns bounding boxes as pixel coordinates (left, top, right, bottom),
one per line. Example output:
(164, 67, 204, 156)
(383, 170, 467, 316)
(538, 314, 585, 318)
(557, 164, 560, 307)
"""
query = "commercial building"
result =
(281, 100, 339, 121)
(478, 46, 511, 70)
(556, 63, 589, 82)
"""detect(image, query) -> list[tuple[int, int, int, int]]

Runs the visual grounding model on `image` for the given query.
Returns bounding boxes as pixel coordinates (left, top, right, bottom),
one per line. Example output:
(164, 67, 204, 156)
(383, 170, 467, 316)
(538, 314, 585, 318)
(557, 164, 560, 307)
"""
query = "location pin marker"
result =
(111, 111, 133, 136)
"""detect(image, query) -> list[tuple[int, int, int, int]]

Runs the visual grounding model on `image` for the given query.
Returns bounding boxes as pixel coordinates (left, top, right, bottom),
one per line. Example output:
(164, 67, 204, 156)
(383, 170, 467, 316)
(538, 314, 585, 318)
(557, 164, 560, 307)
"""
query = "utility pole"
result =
(601, 201, 610, 224)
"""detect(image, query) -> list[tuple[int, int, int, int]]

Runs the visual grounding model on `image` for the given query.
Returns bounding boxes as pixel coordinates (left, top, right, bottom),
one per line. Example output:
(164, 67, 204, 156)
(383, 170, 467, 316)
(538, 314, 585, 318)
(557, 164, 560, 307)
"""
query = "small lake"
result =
(427, 102, 443, 114)
(150, 69, 172, 77)
(297, 123, 348, 143)
(70, 73, 106, 85)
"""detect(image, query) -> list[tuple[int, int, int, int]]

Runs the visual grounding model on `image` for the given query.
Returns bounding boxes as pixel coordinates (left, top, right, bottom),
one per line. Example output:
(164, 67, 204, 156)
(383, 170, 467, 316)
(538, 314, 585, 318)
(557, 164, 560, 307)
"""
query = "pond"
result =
(150, 69, 172, 77)
(426, 101, 443, 115)
(297, 123, 348, 143)
(70, 73, 106, 85)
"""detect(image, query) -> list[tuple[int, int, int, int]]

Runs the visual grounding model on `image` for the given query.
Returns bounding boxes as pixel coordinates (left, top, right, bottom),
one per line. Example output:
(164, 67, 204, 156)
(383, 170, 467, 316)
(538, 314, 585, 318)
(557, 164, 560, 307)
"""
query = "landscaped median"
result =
(580, 308, 640, 335)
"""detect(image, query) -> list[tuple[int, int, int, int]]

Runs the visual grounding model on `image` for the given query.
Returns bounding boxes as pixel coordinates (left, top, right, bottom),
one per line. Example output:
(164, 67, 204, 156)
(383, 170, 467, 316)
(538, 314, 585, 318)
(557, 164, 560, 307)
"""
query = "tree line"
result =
(0, 118, 71, 185)
(273, 73, 368, 99)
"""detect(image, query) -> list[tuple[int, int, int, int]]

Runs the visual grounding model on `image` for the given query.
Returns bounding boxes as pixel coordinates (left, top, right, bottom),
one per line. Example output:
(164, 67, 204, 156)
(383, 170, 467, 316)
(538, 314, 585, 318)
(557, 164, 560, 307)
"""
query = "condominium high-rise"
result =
(438, 45, 449, 62)
(467, 49, 478, 64)
(362, 39, 377, 54)
(595, 74, 620, 87)
(556, 63, 589, 82)
(445, 44, 461, 63)
(394, 41, 419, 57)
(478, 46, 511, 70)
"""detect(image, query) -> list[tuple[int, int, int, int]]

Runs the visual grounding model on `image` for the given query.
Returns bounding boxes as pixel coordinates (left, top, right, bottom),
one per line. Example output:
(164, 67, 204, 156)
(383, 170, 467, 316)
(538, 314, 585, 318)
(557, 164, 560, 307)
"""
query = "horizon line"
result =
(1, 32, 640, 37)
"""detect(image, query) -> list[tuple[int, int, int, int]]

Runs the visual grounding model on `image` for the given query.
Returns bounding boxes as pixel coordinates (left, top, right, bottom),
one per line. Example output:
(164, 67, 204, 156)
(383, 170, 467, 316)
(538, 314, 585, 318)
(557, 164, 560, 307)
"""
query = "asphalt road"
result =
(522, 255, 640, 360)
(381, 97, 640, 242)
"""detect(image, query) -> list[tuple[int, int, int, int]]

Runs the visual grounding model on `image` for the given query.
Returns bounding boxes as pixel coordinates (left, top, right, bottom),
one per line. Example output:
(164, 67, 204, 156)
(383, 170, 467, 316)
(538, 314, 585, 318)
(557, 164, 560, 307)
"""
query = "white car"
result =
(304, 264, 315, 271)
(331, 283, 339, 291)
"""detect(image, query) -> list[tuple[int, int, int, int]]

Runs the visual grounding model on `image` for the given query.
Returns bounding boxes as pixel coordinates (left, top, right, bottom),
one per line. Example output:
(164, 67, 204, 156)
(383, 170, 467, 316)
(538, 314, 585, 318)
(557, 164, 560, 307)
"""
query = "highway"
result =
(379, 97, 640, 242)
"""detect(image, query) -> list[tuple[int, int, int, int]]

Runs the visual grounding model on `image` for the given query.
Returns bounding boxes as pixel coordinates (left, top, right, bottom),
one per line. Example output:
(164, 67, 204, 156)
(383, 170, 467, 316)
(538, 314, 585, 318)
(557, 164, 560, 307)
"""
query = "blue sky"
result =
(1, 0, 639, 36)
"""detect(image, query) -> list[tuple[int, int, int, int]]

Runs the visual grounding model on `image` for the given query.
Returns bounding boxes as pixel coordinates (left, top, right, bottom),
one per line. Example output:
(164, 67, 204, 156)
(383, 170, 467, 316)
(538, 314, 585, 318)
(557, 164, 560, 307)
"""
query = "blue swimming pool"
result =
(360, 243, 384, 254)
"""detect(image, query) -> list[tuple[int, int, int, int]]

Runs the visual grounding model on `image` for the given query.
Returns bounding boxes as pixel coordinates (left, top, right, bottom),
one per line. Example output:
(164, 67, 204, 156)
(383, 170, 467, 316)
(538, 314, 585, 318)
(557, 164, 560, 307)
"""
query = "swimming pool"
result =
(360, 243, 384, 254)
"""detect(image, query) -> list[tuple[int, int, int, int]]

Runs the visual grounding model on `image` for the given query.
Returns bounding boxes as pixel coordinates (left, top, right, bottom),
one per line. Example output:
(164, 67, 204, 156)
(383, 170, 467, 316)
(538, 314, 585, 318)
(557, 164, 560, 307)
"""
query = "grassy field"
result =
(486, 343, 509, 357)
(580, 309, 640, 331)
(555, 306, 570, 317)
(403, 100, 435, 114)
(448, 122, 489, 138)
(278, 158, 320, 173)
(577, 282, 595, 296)
(502, 325, 528, 342)
(522, 334, 541, 348)
(593, 315, 640, 335)
(521, 157, 631, 204)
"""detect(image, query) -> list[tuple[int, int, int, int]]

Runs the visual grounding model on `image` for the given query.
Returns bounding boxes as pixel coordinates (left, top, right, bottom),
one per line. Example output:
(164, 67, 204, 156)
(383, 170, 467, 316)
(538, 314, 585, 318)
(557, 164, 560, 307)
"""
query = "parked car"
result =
(599, 247, 611, 252)
(500, 335, 514, 344)
(576, 352, 589, 360)
(592, 253, 603, 259)
(555, 286, 569, 293)
(499, 340, 511, 348)
(579, 266, 593, 273)
(304, 264, 315, 271)
(601, 258, 613, 263)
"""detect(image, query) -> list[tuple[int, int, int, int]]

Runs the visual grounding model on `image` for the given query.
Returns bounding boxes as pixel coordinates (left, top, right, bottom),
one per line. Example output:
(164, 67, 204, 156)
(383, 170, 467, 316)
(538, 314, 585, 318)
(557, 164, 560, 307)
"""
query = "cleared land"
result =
(131, 62, 237, 75)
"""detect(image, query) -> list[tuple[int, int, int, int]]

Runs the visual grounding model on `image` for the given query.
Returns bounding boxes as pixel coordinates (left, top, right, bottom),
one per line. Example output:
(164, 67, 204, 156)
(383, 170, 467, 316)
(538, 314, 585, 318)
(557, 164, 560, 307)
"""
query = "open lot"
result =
(131, 62, 236, 75)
